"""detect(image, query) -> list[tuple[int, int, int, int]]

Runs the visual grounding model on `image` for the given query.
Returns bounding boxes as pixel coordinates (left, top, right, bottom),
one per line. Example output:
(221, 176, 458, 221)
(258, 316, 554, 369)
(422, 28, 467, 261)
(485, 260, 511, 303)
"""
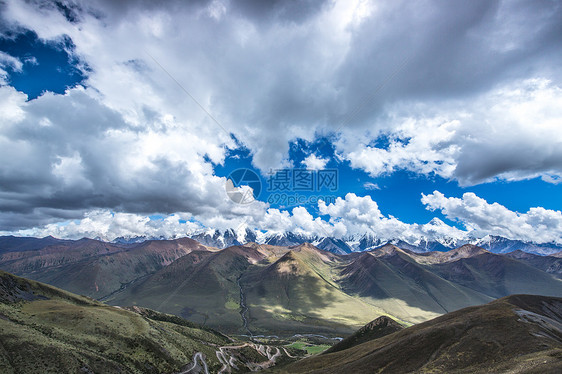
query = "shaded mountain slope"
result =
(0, 235, 71, 253)
(425, 245, 562, 298)
(111, 242, 387, 335)
(0, 270, 231, 374)
(4, 238, 562, 339)
(278, 294, 562, 374)
(323, 315, 404, 354)
(506, 250, 562, 278)
(82, 242, 562, 334)
(339, 245, 494, 323)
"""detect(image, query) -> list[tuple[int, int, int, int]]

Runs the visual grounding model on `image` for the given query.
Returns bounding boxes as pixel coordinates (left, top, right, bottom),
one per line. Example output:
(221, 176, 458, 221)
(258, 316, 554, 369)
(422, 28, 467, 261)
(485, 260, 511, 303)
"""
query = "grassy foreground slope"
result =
(277, 294, 562, 374)
(0, 270, 230, 374)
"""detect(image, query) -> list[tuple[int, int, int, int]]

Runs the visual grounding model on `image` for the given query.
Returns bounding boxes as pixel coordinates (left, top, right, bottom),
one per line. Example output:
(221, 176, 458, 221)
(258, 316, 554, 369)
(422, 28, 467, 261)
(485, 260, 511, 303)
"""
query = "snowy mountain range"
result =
(112, 229, 562, 256)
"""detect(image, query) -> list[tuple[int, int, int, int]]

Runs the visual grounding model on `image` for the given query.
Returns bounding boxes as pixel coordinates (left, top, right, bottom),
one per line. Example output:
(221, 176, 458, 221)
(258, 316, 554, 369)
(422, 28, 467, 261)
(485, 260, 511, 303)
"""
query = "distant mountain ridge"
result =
(187, 230, 562, 256)
(114, 229, 562, 256)
(71, 225, 562, 256)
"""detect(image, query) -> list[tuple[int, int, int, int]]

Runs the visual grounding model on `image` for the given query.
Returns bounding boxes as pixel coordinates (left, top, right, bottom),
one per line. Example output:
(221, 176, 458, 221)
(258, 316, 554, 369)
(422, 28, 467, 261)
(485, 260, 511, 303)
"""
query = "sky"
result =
(0, 0, 561, 244)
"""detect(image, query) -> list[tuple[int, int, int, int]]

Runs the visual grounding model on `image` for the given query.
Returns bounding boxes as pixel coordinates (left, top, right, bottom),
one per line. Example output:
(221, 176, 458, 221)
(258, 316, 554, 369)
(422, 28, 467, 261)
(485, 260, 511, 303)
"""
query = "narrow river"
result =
(237, 276, 253, 337)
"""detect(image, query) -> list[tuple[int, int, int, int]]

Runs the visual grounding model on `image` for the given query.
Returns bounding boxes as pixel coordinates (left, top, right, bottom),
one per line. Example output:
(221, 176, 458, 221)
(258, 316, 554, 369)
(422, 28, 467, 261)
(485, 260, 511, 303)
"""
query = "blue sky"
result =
(0, 0, 561, 244)
(0, 30, 85, 99)
(214, 136, 562, 230)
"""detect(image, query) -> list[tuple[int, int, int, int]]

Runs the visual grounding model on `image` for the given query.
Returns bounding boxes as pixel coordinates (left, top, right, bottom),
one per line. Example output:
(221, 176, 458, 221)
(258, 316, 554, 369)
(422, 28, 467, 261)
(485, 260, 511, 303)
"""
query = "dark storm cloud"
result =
(331, 0, 562, 126)
(454, 139, 562, 184)
(234, 0, 331, 23)
(91, 0, 330, 23)
(0, 88, 233, 223)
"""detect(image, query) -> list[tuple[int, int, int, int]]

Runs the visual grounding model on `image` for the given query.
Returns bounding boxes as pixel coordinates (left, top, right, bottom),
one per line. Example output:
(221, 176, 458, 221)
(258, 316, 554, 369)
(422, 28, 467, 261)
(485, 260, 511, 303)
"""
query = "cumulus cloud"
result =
(0, 50, 23, 84)
(422, 191, 562, 244)
(1, 193, 451, 243)
(4, 0, 560, 174)
(9, 210, 203, 241)
(263, 193, 469, 242)
(340, 78, 562, 185)
(0, 50, 22, 71)
(302, 154, 329, 170)
(0, 84, 268, 230)
(340, 118, 460, 178)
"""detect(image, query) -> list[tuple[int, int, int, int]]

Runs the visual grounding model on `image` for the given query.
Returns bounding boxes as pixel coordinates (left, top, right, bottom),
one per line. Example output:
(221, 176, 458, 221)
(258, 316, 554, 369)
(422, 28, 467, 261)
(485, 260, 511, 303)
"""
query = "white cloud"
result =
(0, 84, 268, 231)
(302, 154, 329, 170)
(422, 191, 562, 244)
(5, 0, 558, 181)
(363, 182, 380, 190)
(1, 193, 446, 243)
(0, 51, 23, 72)
(340, 118, 459, 178)
(0, 51, 23, 85)
(9, 210, 204, 241)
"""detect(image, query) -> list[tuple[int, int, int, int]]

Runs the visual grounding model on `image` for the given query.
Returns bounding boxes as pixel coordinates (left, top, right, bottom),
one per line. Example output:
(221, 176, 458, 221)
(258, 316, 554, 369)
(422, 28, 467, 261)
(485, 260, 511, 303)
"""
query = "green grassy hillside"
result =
(104, 242, 562, 336)
(4, 239, 562, 341)
(0, 270, 231, 374)
(277, 294, 562, 373)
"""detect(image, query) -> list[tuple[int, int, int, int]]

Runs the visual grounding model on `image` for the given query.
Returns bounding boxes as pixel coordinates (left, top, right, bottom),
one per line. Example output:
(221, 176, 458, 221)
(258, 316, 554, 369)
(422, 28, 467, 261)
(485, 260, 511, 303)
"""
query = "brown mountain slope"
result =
(0, 235, 70, 253)
(277, 294, 562, 374)
(505, 250, 562, 278)
(0, 237, 209, 299)
(425, 245, 562, 298)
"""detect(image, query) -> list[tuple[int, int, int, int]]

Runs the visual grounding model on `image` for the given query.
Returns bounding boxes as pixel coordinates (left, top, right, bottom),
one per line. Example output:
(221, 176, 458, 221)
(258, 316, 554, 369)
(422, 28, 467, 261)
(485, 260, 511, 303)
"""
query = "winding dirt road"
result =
(181, 352, 209, 374)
